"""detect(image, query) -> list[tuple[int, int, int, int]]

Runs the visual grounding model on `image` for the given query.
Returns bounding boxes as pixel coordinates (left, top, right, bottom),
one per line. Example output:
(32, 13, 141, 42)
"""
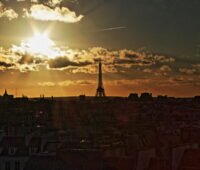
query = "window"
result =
(5, 161, 10, 170)
(15, 161, 20, 170)
(8, 147, 17, 155)
(29, 147, 38, 155)
(0, 148, 3, 154)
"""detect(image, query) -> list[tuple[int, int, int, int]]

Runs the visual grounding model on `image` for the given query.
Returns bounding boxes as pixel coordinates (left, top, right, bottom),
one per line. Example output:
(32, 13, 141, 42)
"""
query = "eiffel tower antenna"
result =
(96, 59, 106, 97)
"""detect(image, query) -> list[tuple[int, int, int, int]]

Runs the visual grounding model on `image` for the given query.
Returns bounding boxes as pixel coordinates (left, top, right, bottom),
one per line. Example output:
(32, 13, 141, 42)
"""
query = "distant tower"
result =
(96, 60, 106, 97)
(4, 89, 8, 96)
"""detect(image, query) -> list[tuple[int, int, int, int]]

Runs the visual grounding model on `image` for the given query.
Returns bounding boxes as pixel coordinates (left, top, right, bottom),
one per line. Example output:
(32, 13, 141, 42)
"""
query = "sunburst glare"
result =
(12, 32, 65, 59)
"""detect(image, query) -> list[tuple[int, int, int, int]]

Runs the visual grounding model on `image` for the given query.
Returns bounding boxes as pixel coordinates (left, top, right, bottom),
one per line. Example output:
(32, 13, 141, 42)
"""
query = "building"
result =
(0, 90, 14, 102)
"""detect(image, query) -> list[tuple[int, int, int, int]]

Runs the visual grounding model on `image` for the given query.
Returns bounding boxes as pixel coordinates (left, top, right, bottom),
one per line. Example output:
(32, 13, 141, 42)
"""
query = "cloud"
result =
(0, 61, 14, 67)
(37, 80, 95, 87)
(46, 0, 63, 7)
(17, 54, 42, 65)
(23, 4, 83, 23)
(2, 41, 176, 75)
(3, 41, 200, 94)
(0, 49, 17, 70)
(0, 61, 15, 70)
(68, 65, 98, 74)
(47, 57, 92, 69)
(170, 76, 200, 86)
(17, 64, 40, 72)
(179, 68, 196, 75)
(112, 50, 175, 67)
(65, 48, 175, 74)
(154, 65, 172, 76)
(159, 65, 172, 72)
(178, 64, 200, 75)
(0, 8, 18, 20)
(0, 46, 42, 72)
(143, 68, 152, 73)
(38, 82, 55, 86)
(151, 55, 175, 63)
(58, 80, 95, 86)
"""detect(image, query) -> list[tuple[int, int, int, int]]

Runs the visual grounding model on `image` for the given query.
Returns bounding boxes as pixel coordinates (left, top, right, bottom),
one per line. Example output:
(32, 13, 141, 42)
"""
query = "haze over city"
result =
(0, 0, 200, 97)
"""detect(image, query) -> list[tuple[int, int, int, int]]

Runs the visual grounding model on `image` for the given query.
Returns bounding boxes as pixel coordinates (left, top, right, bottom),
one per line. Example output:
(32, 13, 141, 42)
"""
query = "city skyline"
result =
(0, 0, 200, 97)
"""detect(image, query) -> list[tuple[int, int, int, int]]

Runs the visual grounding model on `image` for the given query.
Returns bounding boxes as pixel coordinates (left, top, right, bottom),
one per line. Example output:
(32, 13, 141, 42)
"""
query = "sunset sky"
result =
(0, 0, 200, 97)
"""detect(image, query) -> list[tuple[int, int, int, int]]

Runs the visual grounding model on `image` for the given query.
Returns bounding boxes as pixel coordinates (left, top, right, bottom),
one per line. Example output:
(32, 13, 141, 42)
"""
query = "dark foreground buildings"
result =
(1, 61, 200, 170)
(1, 89, 200, 170)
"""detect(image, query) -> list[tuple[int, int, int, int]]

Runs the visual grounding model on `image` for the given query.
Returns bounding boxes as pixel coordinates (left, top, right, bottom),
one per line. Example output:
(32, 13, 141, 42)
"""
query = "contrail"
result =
(93, 26, 127, 33)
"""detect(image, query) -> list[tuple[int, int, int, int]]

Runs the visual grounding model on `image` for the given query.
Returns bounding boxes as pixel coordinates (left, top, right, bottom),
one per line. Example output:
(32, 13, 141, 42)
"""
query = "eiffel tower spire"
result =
(96, 60, 106, 97)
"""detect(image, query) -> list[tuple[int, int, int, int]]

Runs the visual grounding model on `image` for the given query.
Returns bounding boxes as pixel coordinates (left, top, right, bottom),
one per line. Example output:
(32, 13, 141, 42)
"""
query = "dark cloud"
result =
(170, 76, 199, 86)
(17, 54, 43, 65)
(113, 50, 175, 67)
(0, 61, 14, 68)
(114, 58, 152, 66)
(48, 57, 92, 69)
(17, 54, 34, 64)
(124, 52, 138, 59)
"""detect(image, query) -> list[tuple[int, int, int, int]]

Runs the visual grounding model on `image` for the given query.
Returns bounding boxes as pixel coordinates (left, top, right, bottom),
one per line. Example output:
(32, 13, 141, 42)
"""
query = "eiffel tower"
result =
(96, 60, 106, 97)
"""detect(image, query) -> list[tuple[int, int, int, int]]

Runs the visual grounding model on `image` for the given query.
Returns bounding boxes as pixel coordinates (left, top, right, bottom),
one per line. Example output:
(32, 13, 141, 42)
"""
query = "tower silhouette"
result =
(96, 60, 106, 97)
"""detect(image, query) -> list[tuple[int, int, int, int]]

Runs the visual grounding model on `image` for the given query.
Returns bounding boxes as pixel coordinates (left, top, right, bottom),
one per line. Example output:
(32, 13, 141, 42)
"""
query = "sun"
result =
(27, 33, 55, 57)
(11, 32, 66, 59)
(28, 33, 54, 51)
